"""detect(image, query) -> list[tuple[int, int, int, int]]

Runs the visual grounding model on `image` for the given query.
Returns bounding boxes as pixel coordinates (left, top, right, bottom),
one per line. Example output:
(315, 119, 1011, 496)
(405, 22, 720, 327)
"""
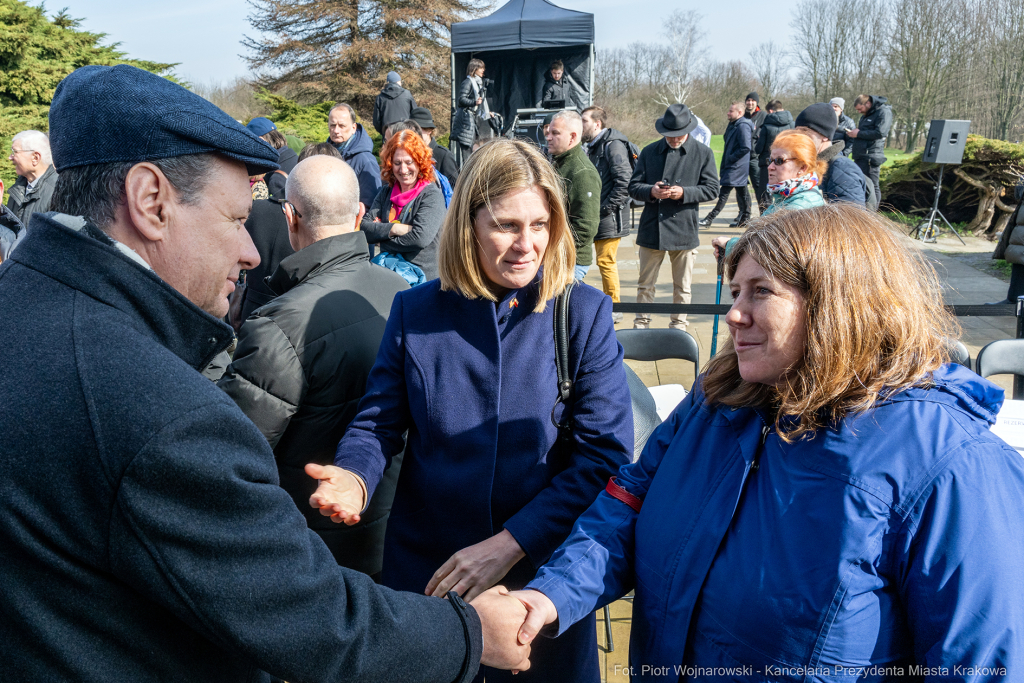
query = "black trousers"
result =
(705, 184, 752, 221)
(855, 158, 882, 211)
(748, 159, 761, 210)
(1008, 264, 1024, 302)
(756, 164, 770, 213)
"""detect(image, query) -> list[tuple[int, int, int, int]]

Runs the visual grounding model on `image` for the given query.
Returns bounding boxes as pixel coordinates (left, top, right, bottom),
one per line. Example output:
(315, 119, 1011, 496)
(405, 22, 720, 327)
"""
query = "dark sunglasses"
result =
(280, 200, 302, 218)
(767, 156, 794, 167)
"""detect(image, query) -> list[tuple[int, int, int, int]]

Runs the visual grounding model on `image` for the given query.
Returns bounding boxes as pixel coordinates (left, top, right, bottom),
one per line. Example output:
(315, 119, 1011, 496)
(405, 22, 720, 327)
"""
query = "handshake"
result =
(469, 586, 560, 672)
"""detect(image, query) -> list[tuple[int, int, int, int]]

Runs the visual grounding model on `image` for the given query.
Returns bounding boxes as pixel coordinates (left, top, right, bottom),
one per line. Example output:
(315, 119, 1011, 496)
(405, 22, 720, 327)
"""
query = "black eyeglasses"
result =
(767, 156, 794, 167)
(280, 200, 302, 218)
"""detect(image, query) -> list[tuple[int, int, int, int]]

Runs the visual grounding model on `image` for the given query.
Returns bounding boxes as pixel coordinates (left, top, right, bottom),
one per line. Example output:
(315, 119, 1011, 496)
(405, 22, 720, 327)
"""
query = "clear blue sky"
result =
(57, 0, 793, 85)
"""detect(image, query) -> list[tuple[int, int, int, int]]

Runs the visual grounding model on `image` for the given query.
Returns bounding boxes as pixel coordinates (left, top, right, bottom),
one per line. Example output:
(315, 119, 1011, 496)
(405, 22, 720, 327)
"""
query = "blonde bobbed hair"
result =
(702, 203, 961, 442)
(437, 139, 576, 311)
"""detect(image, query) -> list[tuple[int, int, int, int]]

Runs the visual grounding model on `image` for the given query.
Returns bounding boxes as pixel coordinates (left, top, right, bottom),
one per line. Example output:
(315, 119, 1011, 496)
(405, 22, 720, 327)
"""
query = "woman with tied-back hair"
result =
(308, 138, 632, 683)
(451, 58, 490, 168)
(510, 204, 1024, 682)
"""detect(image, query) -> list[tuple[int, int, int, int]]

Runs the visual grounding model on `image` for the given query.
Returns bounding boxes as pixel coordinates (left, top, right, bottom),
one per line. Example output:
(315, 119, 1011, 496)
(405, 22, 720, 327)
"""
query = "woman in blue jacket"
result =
(513, 204, 1024, 682)
(309, 139, 633, 682)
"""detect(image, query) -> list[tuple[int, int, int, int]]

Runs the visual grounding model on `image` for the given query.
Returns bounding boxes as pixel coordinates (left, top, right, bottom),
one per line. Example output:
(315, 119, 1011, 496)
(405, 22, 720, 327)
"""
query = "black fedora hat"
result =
(655, 103, 698, 136)
(410, 107, 436, 129)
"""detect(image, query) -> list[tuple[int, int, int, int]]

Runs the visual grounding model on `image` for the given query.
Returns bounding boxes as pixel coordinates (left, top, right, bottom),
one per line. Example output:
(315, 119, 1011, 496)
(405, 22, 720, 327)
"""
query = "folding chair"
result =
(976, 339, 1024, 399)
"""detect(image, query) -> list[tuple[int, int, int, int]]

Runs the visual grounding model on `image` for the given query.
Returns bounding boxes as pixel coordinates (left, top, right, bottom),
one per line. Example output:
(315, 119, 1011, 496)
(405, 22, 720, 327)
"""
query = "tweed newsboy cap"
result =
(49, 65, 280, 175)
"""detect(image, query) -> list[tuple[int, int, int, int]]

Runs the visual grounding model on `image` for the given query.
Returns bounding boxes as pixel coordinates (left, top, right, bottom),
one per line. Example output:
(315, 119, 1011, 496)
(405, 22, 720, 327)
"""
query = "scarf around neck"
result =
(768, 173, 819, 198)
(388, 179, 428, 221)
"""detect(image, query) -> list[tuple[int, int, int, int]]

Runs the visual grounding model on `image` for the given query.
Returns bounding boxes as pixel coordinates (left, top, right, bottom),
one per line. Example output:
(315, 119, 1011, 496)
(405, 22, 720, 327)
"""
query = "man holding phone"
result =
(627, 104, 719, 331)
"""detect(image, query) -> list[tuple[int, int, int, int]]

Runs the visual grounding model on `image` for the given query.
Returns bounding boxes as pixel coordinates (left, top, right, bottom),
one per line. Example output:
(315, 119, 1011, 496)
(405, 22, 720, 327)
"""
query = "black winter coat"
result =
(0, 213, 481, 683)
(219, 232, 409, 575)
(430, 139, 459, 187)
(755, 110, 795, 166)
(372, 83, 417, 137)
(628, 137, 720, 251)
(720, 117, 754, 187)
(819, 142, 867, 206)
(361, 183, 446, 280)
(835, 113, 855, 156)
(852, 95, 892, 164)
(540, 73, 579, 111)
(240, 199, 295, 322)
(5, 164, 58, 225)
(744, 107, 768, 153)
(451, 77, 481, 147)
(587, 129, 633, 240)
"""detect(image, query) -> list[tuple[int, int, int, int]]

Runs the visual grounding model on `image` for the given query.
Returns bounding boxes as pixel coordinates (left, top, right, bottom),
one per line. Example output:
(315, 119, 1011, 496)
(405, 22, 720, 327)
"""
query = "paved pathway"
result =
(580, 198, 1016, 680)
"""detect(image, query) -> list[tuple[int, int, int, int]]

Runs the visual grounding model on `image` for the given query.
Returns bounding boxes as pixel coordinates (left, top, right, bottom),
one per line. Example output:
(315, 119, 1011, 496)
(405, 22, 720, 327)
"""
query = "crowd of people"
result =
(1, 59, 1023, 683)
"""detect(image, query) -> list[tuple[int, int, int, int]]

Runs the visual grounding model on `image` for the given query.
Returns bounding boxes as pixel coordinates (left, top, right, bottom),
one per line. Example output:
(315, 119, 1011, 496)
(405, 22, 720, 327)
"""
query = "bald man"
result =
(546, 110, 601, 279)
(219, 156, 409, 577)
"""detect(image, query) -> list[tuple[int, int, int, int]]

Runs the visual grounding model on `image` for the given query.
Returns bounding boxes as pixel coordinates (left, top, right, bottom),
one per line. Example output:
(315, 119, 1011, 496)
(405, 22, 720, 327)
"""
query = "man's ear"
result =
(123, 162, 175, 244)
(354, 201, 366, 232)
(283, 201, 300, 238)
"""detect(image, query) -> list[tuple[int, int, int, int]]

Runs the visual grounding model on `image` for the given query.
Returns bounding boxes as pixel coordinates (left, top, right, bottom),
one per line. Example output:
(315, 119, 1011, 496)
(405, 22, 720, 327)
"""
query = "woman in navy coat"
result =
(309, 139, 633, 682)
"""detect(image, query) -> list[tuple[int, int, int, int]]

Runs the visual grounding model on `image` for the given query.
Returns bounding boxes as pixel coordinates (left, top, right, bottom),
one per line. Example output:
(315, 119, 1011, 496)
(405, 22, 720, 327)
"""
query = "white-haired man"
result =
(219, 156, 410, 579)
(6, 130, 58, 225)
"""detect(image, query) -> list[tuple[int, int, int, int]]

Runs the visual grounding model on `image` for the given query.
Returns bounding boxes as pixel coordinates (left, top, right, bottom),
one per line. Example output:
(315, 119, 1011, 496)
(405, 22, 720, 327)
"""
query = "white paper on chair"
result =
(991, 399, 1024, 456)
(648, 384, 688, 423)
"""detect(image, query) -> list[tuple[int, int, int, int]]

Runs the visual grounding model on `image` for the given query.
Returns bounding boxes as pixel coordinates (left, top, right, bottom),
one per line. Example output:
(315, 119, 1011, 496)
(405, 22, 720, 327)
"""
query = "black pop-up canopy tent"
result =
(450, 0, 595, 133)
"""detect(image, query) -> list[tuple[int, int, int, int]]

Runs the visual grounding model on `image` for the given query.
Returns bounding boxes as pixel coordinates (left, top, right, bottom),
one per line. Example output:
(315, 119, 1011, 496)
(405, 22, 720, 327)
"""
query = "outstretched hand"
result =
(470, 586, 532, 672)
(508, 589, 558, 645)
(305, 463, 366, 525)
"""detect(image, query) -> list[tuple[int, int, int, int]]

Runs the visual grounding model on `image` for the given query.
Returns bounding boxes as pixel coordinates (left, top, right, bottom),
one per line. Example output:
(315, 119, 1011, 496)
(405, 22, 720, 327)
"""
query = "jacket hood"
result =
(764, 110, 794, 127)
(380, 83, 406, 100)
(869, 95, 889, 109)
(904, 362, 1004, 425)
(267, 231, 370, 295)
(335, 123, 374, 159)
(544, 72, 565, 86)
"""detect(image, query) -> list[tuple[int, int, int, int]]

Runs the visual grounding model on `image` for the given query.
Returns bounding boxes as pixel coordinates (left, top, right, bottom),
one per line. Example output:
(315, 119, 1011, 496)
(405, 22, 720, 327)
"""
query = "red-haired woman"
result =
(761, 129, 826, 214)
(362, 129, 447, 281)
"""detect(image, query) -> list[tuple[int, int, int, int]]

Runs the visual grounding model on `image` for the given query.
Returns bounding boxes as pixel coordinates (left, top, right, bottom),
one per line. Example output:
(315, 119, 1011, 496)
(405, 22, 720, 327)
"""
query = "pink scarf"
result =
(389, 180, 428, 216)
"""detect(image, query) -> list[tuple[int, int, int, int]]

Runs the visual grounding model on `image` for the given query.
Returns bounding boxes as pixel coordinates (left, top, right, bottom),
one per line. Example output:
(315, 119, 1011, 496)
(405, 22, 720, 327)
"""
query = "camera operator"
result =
(451, 59, 495, 168)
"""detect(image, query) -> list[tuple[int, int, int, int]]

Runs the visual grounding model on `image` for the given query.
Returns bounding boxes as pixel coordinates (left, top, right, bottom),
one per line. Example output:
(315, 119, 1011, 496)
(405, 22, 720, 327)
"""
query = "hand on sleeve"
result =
(426, 529, 526, 602)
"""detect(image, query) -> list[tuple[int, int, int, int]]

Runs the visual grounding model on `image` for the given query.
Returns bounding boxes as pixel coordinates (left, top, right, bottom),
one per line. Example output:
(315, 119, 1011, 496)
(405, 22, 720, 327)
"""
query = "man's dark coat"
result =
(219, 232, 409, 575)
(430, 139, 459, 187)
(755, 110, 795, 166)
(835, 112, 856, 157)
(720, 117, 754, 187)
(0, 213, 480, 683)
(851, 95, 893, 164)
(5, 164, 58, 225)
(373, 83, 417, 137)
(819, 141, 868, 206)
(586, 128, 633, 241)
(240, 199, 295, 322)
(628, 136, 720, 251)
(330, 123, 382, 209)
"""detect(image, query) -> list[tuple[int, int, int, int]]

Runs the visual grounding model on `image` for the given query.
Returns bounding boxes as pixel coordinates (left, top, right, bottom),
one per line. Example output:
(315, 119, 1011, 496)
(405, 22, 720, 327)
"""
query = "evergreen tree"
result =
(243, 0, 486, 133)
(0, 0, 176, 189)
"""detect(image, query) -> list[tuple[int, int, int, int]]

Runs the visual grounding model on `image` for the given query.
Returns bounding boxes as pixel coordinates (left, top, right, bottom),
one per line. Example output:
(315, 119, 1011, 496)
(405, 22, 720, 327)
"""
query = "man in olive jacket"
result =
(219, 156, 409, 577)
(547, 110, 601, 279)
(0, 64, 530, 683)
(628, 104, 719, 330)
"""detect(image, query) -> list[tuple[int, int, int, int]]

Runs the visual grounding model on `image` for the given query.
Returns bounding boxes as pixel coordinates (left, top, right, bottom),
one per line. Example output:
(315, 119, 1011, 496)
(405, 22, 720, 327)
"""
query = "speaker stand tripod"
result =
(910, 164, 965, 245)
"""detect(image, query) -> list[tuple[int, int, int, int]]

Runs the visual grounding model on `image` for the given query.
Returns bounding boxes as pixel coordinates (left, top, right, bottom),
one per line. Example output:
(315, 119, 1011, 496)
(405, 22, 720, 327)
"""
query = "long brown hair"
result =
(437, 139, 575, 312)
(702, 203, 960, 441)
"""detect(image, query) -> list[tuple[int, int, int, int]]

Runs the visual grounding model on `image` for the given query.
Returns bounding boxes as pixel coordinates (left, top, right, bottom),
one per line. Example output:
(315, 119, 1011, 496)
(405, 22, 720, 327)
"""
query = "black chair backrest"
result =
(616, 328, 700, 376)
(976, 339, 1024, 380)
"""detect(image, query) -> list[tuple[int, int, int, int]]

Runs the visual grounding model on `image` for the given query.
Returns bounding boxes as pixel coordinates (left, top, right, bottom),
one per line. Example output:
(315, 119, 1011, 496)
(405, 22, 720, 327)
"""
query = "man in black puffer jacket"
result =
(794, 102, 868, 207)
(582, 105, 632, 321)
(373, 71, 417, 137)
(850, 94, 892, 210)
(540, 59, 580, 111)
(754, 100, 794, 211)
(220, 155, 409, 577)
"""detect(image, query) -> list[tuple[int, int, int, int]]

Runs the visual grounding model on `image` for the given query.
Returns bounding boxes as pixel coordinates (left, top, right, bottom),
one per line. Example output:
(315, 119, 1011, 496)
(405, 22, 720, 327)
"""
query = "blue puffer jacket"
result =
(530, 364, 1024, 682)
(820, 144, 867, 205)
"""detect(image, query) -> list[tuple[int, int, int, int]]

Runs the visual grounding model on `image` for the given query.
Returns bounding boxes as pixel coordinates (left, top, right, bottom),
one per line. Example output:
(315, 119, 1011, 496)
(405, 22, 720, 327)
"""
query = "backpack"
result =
(434, 167, 453, 208)
(599, 131, 643, 209)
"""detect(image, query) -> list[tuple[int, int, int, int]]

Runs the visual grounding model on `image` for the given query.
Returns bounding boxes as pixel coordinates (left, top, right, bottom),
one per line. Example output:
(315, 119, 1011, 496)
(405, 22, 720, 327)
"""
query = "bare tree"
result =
(982, 0, 1024, 141)
(790, 0, 855, 101)
(656, 10, 709, 107)
(748, 41, 789, 102)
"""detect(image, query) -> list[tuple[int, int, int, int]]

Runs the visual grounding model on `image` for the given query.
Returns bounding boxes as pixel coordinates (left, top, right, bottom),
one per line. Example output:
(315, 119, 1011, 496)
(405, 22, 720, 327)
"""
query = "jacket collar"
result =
(266, 231, 370, 296)
(10, 213, 234, 371)
(818, 141, 844, 163)
(553, 142, 587, 168)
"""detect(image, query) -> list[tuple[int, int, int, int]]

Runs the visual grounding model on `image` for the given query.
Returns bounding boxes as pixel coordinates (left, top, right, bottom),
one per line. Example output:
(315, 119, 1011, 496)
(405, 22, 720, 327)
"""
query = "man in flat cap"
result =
(0, 64, 529, 683)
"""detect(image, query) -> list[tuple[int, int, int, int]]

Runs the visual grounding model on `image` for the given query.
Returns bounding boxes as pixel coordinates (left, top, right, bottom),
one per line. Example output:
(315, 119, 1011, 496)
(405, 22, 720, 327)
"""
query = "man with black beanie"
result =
(793, 102, 869, 207)
(744, 92, 767, 200)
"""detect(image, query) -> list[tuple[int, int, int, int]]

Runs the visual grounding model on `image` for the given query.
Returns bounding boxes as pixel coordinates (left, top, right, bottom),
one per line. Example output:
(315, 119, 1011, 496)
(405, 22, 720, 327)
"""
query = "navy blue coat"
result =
(0, 214, 481, 683)
(821, 148, 868, 206)
(531, 365, 1024, 681)
(331, 123, 383, 208)
(720, 117, 753, 187)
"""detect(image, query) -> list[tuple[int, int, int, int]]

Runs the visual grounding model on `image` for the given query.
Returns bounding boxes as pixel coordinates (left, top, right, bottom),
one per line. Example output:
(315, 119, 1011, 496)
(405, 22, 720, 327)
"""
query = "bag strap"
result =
(550, 279, 577, 437)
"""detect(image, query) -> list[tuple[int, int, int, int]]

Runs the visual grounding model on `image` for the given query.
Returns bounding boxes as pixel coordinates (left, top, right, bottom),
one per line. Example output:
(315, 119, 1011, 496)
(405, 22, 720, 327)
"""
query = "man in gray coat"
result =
(6, 130, 58, 226)
(219, 156, 409, 577)
(629, 104, 719, 331)
(0, 63, 530, 683)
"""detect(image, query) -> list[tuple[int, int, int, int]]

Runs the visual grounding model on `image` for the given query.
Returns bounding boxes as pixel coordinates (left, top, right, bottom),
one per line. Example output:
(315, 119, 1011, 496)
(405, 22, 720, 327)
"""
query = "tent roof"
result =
(451, 0, 594, 53)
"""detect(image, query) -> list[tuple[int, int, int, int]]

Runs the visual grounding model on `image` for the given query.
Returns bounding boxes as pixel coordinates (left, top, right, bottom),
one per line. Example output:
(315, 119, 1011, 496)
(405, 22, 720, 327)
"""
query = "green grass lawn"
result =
(882, 148, 916, 167)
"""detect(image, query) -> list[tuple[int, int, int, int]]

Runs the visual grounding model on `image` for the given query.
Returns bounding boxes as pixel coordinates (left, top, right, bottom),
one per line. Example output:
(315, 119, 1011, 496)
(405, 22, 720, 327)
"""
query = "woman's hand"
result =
(476, 97, 483, 105)
(389, 222, 412, 237)
(305, 463, 367, 525)
(712, 236, 729, 262)
(508, 589, 559, 645)
(425, 529, 526, 602)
